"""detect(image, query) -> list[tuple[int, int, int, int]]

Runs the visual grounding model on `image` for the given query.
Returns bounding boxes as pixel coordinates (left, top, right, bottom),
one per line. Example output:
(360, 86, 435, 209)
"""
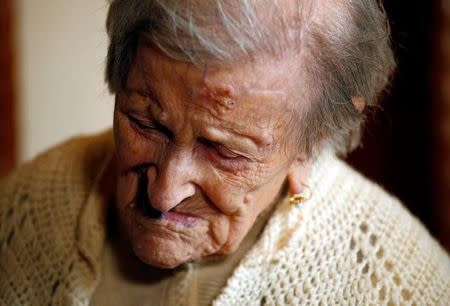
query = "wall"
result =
(0, 0, 17, 177)
(15, 0, 114, 162)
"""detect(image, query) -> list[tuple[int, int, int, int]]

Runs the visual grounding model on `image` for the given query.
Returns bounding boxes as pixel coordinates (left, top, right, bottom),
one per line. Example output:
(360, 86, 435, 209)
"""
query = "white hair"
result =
(105, 0, 396, 156)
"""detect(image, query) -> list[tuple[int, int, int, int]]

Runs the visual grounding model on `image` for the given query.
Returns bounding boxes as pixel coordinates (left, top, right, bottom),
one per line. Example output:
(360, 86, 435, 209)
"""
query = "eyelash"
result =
(198, 139, 251, 172)
(127, 113, 172, 139)
(127, 113, 248, 167)
(201, 140, 241, 160)
(128, 114, 154, 133)
(128, 115, 154, 131)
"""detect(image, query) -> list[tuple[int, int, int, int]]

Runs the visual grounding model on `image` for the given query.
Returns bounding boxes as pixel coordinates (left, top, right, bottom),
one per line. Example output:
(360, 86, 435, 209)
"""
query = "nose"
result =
(147, 147, 196, 212)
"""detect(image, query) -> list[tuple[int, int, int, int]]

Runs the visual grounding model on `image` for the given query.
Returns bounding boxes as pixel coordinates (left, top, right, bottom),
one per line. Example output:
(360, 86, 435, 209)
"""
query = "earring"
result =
(289, 184, 312, 206)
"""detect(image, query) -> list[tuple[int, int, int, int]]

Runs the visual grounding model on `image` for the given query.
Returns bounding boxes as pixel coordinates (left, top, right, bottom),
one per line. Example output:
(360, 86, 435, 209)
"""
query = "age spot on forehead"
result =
(196, 83, 239, 117)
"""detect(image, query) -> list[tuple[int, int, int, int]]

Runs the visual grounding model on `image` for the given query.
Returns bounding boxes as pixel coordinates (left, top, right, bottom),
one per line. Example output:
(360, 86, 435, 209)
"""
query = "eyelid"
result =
(215, 144, 242, 159)
(199, 138, 245, 160)
(127, 113, 154, 129)
(127, 113, 174, 139)
(200, 140, 255, 172)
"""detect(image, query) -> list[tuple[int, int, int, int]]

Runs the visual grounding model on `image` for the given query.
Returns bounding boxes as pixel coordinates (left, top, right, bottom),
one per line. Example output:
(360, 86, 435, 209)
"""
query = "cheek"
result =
(198, 164, 251, 214)
(200, 161, 276, 216)
(224, 163, 288, 218)
(115, 172, 138, 210)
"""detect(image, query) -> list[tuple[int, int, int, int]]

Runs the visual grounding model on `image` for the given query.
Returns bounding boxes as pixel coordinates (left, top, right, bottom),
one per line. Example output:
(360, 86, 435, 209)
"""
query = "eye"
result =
(127, 114, 157, 131)
(214, 144, 242, 159)
(126, 113, 173, 139)
(202, 140, 253, 171)
(199, 138, 243, 160)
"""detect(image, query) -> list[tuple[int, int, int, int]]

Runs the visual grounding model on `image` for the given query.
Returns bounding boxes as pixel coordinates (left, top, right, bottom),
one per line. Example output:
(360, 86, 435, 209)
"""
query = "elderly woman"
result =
(1, 0, 449, 305)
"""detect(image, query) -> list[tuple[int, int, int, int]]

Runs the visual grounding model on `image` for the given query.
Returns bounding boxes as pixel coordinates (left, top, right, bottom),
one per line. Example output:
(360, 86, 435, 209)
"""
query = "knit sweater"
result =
(0, 130, 449, 306)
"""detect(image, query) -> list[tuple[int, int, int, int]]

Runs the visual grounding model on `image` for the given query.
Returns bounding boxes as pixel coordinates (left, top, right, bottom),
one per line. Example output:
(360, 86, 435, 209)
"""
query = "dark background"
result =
(347, 0, 449, 251)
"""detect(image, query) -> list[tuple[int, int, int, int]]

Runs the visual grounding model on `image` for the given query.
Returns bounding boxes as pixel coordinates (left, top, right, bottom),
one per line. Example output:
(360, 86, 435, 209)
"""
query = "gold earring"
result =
(289, 184, 312, 206)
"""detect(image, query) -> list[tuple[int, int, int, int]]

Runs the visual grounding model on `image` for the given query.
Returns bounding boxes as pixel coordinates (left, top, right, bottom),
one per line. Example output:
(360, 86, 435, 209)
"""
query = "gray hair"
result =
(105, 0, 396, 157)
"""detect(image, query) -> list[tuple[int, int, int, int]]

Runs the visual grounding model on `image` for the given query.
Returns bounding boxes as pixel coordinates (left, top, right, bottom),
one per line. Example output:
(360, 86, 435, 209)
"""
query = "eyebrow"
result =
(124, 83, 162, 109)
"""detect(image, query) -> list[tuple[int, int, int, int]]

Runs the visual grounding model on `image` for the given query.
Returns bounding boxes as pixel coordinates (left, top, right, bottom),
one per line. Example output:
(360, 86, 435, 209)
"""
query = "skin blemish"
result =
(243, 194, 253, 204)
(198, 84, 238, 116)
(159, 111, 169, 122)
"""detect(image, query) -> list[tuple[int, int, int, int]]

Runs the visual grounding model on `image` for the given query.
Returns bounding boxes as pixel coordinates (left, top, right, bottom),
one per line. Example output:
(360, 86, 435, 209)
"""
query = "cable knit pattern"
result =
(0, 131, 449, 306)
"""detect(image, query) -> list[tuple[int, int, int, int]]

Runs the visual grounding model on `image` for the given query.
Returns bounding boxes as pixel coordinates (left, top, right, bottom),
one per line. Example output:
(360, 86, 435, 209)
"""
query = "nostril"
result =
(137, 168, 163, 219)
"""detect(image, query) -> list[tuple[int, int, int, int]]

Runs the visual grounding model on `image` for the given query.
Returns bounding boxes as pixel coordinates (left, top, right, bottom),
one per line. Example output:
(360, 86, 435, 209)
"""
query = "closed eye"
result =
(126, 113, 174, 139)
(199, 138, 244, 160)
(214, 144, 242, 159)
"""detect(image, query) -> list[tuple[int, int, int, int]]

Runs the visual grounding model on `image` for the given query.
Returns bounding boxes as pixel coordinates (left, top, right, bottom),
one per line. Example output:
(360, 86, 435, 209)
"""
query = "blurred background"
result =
(0, 0, 449, 251)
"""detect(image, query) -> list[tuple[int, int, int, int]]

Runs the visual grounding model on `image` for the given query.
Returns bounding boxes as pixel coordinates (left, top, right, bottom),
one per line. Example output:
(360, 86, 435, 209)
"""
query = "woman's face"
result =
(114, 41, 303, 268)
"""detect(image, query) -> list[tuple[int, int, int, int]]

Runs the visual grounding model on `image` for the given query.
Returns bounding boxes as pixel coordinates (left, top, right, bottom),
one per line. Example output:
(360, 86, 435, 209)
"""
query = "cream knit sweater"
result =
(0, 130, 449, 306)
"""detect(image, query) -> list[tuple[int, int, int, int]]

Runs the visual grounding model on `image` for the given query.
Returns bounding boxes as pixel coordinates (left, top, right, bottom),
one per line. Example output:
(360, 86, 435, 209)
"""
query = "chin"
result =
(122, 216, 213, 268)
(130, 233, 201, 269)
(117, 204, 226, 268)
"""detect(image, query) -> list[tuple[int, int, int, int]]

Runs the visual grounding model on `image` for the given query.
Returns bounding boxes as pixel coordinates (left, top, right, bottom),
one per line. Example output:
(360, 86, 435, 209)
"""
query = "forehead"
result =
(126, 42, 302, 134)
(131, 42, 300, 100)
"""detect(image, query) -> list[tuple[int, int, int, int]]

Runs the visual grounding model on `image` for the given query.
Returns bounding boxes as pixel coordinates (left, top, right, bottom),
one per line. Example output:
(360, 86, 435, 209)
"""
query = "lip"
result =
(130, 205, 202, 229)
(161, 212, 199, 227)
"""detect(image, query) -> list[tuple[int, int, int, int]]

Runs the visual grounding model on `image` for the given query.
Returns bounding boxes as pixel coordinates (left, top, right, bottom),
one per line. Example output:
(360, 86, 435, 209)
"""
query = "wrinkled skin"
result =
(114, 40, 308, 269)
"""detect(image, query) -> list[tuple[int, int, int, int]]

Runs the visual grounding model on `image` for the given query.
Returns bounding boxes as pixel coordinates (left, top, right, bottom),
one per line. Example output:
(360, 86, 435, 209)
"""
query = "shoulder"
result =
(304, 153, 450, 304)
(0, 129, 114, 305)
(0, 130, 115, 224)
(217, 152, 450, 305)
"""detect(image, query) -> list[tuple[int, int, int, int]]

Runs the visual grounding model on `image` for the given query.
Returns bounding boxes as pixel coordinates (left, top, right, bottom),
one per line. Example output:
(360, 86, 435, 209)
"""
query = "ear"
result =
(287, 158, 311, 195)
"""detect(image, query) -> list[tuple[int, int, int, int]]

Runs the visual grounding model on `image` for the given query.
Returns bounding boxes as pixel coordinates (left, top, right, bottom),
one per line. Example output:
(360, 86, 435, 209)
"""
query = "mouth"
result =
(160, 211, 199, 227)
(130, 207, 202, 233)
(127, 196, 202, 229)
